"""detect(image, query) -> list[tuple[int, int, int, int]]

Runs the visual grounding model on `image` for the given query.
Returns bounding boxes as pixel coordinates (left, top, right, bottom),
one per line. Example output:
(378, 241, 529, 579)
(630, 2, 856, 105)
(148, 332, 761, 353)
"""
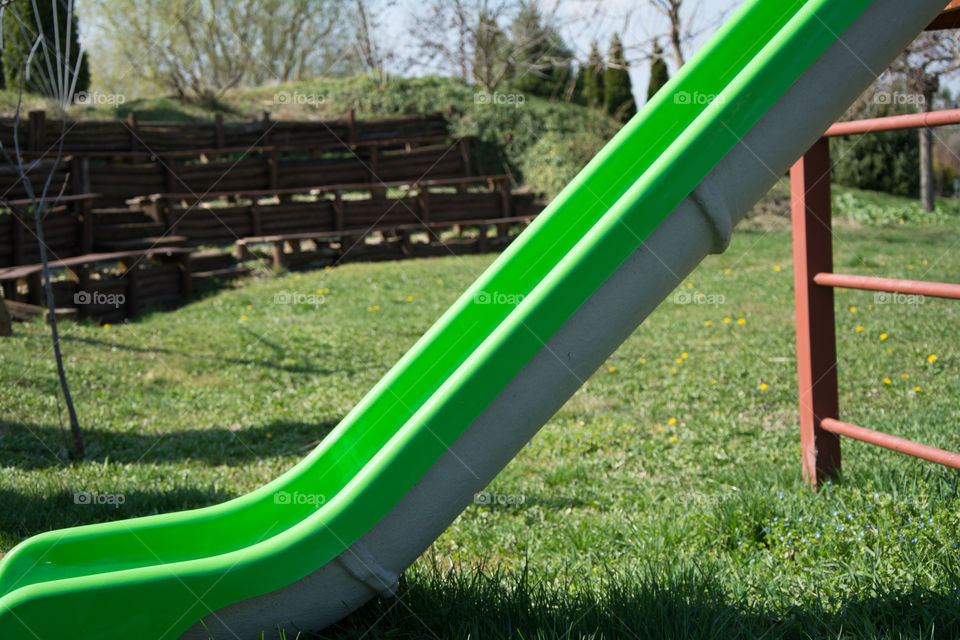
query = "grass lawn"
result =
(2, 189, 960, 638)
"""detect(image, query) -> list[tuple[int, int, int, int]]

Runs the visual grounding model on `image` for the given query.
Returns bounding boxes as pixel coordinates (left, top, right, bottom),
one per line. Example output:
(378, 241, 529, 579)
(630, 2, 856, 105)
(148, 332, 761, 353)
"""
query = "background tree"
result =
(647, 40, 670, 102)
(508, 2, 573, 100)
(416, 0, 582, 96)
(582, 41, 605, 109)
(649, 0, 685, 70)
(567, 63, 586, 105)
(3, 0, 88, 95)
(889, 31, 960, 211)
(350, 0, 395, 88)
(832, 79, 920, 198)
(417, 0, 509, 91)
(604, 33, 636, 122)
(85, 0, 350, 103)
(472, 8, 511, 93)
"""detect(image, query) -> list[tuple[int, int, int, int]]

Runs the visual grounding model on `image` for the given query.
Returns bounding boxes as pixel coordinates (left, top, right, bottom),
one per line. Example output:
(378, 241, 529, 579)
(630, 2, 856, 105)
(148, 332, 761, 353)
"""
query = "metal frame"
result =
(790, 110, 960, 487)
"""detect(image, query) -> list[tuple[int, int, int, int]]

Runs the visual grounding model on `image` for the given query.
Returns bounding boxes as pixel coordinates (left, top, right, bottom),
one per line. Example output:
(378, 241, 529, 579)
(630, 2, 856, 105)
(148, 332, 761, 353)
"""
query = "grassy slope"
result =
(2, 186, 960, 637)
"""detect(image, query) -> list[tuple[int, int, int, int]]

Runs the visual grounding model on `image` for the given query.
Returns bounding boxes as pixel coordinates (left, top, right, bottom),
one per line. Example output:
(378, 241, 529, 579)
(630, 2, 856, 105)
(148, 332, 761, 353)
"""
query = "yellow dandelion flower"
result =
(774, 266, 781, 272)
(676, 358, 683, 364)
(639, 358, 647, 364)
(882, 378, 891, 385)
(687, 283, 693, 289)
(879, 333, 888, 341)
(724, 268, 732, 274)
(668, 418, 677, 425)
(913, 386, 921, 392)
(723, 317, 731, 324)
(609, 366, 616, 372)
(855, 326, 864, 332)
(407, 296, 413, 301)
(317, 289, 323, 295)
(928, 354, 938, 363)
(657, 426, 664, 432)
(246, 304, 252, 310)
(737, 318, 746, 325)
(760, 383, 768, 391)
(902, 373, 910, 379)
(670, 436, 679, 443)
(849, 306, 857, 313)
(681, 352, 689, 359)
(705, 320, 713, 326)
(103, 323, 111, 329)
(670, 368, 677, 373)
(710, 380, 718, 385)
(240, 315, 248, 321)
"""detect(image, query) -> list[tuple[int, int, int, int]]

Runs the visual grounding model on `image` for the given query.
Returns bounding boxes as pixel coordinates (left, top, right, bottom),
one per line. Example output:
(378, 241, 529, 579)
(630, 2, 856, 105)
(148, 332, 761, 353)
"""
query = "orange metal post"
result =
(791, 137, 841, 486)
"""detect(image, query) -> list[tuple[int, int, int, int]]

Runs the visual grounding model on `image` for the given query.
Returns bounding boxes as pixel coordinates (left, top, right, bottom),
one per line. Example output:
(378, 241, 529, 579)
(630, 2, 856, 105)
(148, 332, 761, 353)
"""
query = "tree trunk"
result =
(0, 294, 11, 337)
(920, 92, 935, 212)
(34, 210, 85, 459)
(920, 126, 935, 211)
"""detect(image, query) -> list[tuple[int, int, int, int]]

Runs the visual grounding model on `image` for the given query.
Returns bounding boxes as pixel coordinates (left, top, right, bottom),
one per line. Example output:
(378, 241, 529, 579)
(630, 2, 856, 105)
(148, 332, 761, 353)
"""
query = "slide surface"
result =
(0, 0, 899, 637)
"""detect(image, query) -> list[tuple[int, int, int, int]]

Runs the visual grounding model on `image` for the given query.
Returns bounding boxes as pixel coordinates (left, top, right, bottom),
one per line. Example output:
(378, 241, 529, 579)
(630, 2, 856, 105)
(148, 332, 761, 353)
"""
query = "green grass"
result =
(2, 209, 960, 638)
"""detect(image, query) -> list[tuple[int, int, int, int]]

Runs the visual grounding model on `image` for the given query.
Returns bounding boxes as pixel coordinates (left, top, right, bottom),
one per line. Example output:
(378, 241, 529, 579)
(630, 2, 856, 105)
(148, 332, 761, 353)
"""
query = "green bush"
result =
(831, 96, 919, 197)
(518, 129, 609, 200)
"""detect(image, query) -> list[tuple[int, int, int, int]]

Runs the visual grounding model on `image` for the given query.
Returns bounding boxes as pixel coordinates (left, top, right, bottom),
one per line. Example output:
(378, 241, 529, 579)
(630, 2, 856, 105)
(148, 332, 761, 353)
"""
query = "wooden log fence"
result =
(1, 110, 452, 154)
(0, 248, 192, 324)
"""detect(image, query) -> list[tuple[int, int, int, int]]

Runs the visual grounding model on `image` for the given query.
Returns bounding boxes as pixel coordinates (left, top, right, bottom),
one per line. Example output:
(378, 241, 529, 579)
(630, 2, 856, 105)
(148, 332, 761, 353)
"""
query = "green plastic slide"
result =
(0, 0, 877, 637)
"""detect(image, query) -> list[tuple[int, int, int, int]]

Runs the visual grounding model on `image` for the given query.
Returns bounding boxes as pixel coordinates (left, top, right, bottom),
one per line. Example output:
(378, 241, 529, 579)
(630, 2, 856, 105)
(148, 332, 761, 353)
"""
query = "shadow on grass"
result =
(315, 559, 960, 639)
(64, 334, 348, 377)
(0, 417, 339, 469)
(112, 97, 243, 122)
(0, 485, 234, 548)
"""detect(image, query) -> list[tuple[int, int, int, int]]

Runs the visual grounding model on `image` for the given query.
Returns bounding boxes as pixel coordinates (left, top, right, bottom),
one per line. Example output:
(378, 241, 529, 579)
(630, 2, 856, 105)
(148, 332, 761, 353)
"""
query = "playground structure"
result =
(0, 1, 957, 638)
(791, 109, 960, 485)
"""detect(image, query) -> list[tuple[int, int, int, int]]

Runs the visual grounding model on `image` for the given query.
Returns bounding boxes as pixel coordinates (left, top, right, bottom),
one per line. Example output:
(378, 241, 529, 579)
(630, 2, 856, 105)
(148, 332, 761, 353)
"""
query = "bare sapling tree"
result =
(1, 0, 85, 458)
(649, 0, 685, 69)
(891, 31, 960, 212)
(351, 0, 395, 88)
